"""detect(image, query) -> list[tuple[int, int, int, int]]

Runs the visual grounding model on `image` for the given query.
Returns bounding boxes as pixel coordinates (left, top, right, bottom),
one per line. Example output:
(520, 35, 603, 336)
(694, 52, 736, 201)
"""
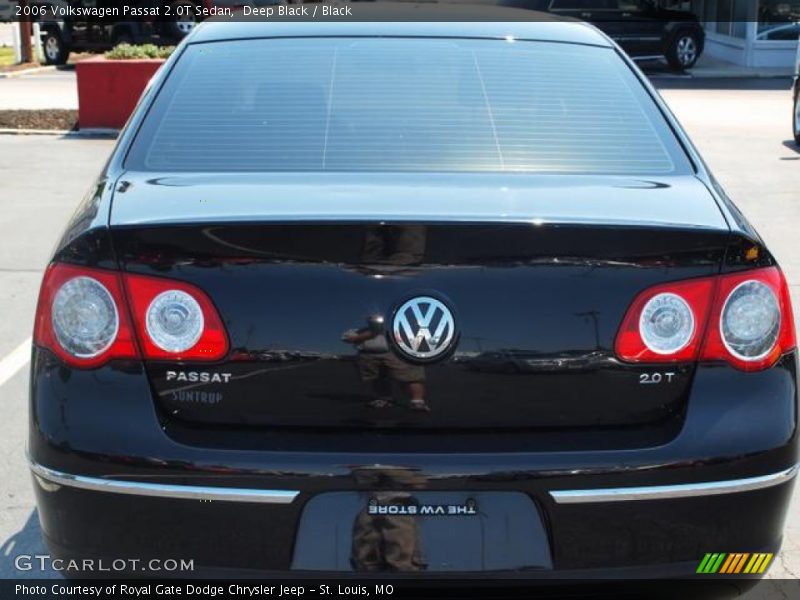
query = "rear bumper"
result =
(31, 459, 798, 506)
(28, 349, 799, 577)
(549, 465, 798, 503)
(31, 461, 795, 578)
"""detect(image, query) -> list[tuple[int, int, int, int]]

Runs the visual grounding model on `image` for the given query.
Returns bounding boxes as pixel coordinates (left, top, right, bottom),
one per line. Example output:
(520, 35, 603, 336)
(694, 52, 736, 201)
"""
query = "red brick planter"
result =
(76, 57, 165, 130)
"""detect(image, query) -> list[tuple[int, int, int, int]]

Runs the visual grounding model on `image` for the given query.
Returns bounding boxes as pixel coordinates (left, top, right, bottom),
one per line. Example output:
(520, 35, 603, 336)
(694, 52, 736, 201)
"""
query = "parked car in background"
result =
(40, 20, 168, 65)
(37, 0, 185, 65)
(756, 21, 800, 41)
(36, 0, 283, 65)
(498, 0, 705, 69)
(0, 0, 18, 22)
(794, 36, 800, 143)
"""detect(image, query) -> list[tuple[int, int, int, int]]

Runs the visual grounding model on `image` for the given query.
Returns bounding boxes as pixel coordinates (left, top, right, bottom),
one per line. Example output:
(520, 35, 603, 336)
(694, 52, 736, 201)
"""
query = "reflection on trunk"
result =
(351, 495, 427, 572)
(343, 315, 430, 413)
(351, 467, 427, 572)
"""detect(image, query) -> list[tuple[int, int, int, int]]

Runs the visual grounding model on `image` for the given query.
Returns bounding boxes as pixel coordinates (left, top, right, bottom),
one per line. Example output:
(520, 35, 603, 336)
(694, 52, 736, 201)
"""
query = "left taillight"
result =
(124, 272, 228, 362)
(34, 264, 139, 368)
(34, 264, 229, 368)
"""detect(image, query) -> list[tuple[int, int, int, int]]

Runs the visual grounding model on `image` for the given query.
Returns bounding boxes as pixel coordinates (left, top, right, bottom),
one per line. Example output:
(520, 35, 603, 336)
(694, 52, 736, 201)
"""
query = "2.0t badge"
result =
(391, 296, 457, 362)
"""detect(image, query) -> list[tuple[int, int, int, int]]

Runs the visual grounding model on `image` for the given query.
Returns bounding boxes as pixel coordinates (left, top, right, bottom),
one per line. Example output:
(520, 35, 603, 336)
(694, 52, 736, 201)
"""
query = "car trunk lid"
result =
(110, 172, 729, 430)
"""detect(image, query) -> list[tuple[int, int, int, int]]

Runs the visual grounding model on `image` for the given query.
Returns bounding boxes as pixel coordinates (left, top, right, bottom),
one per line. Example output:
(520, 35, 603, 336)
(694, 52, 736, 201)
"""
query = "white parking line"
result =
(0, 338, 31, 388)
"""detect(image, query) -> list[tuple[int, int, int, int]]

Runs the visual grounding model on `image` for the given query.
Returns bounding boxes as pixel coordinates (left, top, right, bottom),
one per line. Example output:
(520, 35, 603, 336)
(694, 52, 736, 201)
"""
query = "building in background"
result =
(687, 0, 799, 66)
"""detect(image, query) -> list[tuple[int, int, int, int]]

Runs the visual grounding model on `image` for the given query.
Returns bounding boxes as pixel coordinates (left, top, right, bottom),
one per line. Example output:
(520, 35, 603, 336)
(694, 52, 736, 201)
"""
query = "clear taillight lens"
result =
(720, 280, 780, 361)
(615, 277, 714, 363)
(146, 290, 204, 353)
(639, 292, 695, 355)
(51, 276, 119, 358)
(125, 273, 228, 361)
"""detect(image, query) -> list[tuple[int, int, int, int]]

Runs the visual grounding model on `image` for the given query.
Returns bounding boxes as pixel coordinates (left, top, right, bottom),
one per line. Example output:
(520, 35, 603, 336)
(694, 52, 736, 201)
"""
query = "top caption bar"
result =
(1, 1, 778, 23)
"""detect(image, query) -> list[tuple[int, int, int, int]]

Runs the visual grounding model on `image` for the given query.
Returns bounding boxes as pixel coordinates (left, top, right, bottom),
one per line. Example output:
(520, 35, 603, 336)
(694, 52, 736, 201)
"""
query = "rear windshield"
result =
(126, 37, 691, 175)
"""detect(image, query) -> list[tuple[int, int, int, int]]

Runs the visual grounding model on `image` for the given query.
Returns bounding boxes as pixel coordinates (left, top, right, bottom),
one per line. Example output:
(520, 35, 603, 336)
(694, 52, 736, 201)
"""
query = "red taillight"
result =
(615, 277, 716, 363)
(616, 267, 796, 371)
(34, 264, 139, 368)
(124, 273, 228, 362)
(700, 267, 796, 372)
(34, 264, 228, 368)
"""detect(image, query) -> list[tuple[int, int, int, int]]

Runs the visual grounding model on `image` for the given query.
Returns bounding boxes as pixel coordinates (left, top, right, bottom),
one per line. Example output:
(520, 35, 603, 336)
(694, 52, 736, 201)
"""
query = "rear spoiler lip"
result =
(109, 213, 729, 231)
(108, 172, 731, 232)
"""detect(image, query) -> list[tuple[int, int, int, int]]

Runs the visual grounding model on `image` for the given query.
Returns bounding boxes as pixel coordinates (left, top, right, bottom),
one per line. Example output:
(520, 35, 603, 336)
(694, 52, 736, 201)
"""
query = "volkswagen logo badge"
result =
(391, 296, 457, 362)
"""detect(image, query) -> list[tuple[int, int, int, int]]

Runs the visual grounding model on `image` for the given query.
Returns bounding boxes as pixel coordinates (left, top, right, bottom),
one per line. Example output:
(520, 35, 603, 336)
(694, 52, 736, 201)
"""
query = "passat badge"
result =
(166, 370, 232, 384)
(391, 296, 456, 362)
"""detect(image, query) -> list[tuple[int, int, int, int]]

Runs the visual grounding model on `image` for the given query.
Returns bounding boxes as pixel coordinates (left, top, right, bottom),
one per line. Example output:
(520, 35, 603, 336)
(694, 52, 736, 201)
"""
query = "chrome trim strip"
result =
(550, 465, 798, 504)
(29, 461, 299, 504)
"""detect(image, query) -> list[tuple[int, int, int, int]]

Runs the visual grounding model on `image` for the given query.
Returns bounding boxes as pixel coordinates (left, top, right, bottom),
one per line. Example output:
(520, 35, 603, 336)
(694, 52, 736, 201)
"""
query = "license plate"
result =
(292, 491, 551, 571)
(367, 497, 478, 516)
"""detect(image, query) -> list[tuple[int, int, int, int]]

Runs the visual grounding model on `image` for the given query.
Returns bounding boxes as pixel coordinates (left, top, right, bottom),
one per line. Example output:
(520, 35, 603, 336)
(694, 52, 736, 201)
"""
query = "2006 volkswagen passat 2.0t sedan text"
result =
(28, 12, 798, 581)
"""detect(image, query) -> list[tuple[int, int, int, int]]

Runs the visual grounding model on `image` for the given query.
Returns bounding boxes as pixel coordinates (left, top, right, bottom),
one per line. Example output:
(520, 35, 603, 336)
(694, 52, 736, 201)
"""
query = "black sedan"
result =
(29, 9, 798, 586)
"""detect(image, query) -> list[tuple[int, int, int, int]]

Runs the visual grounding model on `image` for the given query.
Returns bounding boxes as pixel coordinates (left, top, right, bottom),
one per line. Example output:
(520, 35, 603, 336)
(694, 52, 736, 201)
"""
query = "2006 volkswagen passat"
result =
(29, 12, 798, 581)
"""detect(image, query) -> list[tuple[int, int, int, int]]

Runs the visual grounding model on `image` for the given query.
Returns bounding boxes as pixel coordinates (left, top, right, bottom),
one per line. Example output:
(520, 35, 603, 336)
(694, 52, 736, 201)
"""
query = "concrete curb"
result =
(0, 65, 57, 79)
(69, 128, 119, 138)
(0, 127, 71, 136)
(0, 127, 118, 138)
(647, 69, 793, 80)
(688, 70, 793, 79)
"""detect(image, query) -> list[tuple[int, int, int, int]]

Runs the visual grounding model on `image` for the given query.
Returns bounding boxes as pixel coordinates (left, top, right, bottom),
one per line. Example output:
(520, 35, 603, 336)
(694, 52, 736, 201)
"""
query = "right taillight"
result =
(616, 267, 796, 372)
(701, 267, 796, 371)
(615, 276, 715, 364)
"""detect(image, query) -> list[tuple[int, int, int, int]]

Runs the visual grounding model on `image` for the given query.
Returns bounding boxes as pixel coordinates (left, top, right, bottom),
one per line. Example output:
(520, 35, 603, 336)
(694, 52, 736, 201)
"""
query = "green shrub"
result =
(105, 44, 174, 60)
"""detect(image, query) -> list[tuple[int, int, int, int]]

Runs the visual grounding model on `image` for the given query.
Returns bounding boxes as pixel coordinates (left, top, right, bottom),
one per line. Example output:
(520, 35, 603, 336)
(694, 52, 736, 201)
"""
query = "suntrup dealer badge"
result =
(391, 296, 456, 362)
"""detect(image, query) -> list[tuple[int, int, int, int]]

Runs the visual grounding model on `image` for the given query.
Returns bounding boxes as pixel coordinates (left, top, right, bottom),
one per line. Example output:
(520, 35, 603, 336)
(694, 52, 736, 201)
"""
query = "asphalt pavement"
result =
(0, 135, 112, 579)
(0, 78, 798, 590)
